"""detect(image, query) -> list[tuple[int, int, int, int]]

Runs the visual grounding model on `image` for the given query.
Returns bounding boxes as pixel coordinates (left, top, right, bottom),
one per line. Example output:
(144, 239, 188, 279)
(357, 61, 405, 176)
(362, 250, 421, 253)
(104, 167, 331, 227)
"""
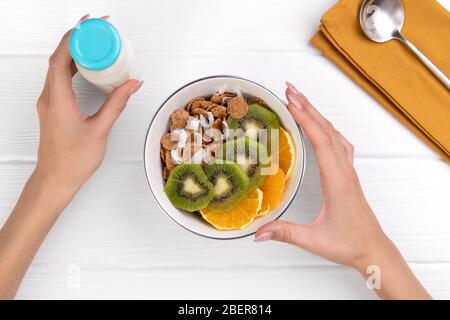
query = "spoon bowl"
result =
(360, 0, 404, 42)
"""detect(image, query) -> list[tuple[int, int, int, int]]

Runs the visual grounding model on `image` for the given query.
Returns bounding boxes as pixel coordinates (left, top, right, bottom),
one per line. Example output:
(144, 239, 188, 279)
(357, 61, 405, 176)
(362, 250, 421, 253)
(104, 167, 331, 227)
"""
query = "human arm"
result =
(254, 82, 431, 300)
(0, 21, 143, 299)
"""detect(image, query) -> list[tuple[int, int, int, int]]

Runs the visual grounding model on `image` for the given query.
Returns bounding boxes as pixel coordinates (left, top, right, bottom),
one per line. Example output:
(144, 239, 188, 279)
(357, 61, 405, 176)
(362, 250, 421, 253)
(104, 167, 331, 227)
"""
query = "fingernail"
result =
(75, 14, 90, 28)
(286, 82, 307, 101)
(100, 15, 110, 20)
(254, 232, 273, 242)
(286, 81, 300, 95)
(128, 80, 144, 96)
(79, 13, 90, 23)
(287, 93, 304, 111)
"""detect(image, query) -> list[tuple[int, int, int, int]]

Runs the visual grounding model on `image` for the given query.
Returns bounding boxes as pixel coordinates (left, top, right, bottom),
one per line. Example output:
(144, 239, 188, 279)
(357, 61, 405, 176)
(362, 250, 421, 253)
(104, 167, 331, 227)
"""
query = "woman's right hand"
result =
(254, 82, 431, 299)
(255, 82, 386, 270)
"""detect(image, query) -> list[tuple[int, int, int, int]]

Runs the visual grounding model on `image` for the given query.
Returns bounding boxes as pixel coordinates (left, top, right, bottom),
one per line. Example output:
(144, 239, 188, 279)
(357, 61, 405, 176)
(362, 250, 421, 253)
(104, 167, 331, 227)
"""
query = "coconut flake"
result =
(199, 115, 210, 129)
(216, 84, 228, 95)
(192, 149, 204, 164)
(193, 132, 203, 145)
(200, 113, 215, 130)
(171, 129, 189, 148)
(222, 96, 233, 104)
(207, 111, 214, 125)
(209, 128, 223, 141)
(203, 146, 213, 164)
(185, 116, 200, 132)
(203, 129, 212, 143)
(171, 148, 184, 165)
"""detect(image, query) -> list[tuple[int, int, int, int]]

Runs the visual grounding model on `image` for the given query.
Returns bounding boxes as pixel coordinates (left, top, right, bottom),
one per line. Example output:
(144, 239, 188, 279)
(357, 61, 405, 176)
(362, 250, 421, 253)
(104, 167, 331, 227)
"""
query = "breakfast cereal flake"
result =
(210, 95, 223, 105)
(210, 92, 237, 105)
(211, 106, 227, 118)
(161, 132, 178, 150)
(187, 97, 205, 112)
(162, 167, 170, 180)
(165, 150, 176, 170)
(211, 118, 223, 130)
(227, 97, 248, 119)
(190, 107, 208, 116)
(170, 109, 189, 129)
(200, 100, 220, 111)
(247, 97, 269, 107)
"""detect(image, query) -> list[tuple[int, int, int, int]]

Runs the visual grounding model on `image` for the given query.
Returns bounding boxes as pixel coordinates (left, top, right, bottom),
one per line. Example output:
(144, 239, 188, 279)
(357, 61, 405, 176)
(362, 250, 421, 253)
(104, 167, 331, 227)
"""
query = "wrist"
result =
(353, 231, 397, 275)
(30, 167, 80, 208)
(351, 230, 431, 300)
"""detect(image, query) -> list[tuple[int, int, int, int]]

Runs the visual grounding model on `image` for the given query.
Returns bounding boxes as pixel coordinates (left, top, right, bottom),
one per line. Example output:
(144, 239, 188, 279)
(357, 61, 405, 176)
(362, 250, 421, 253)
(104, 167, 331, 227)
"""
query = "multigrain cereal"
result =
(186, 97, 205, 112)
(165, 150, 176, 170)
(170, 109, 189, 128)
(227, 97, 248, 119)
(211, 118, 223, 130)
(160, 89, 261, 178)
(190, 107, 208, 116)
(246, 96, 268, 108)
(161, 132, 178, 150)
(210, 92, 237, 105)
(210, 94, 224, 105)
(210, 106, 227, 118)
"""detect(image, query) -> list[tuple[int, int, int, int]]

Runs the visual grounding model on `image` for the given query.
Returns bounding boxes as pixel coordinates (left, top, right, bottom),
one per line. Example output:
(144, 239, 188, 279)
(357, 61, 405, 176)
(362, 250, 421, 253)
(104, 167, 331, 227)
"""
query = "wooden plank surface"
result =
(0, 0, 449, 299)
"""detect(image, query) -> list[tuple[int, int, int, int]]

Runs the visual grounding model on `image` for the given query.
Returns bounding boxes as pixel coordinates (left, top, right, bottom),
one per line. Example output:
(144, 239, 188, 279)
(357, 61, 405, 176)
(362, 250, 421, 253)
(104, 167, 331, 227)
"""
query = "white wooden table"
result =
(0, 0, 449, 299)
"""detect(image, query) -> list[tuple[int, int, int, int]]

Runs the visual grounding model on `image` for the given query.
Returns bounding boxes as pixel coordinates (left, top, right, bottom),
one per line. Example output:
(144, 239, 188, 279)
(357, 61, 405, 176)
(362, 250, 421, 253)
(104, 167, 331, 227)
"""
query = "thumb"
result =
(93, 79, 143, 133)
(254, 220, 314, 249)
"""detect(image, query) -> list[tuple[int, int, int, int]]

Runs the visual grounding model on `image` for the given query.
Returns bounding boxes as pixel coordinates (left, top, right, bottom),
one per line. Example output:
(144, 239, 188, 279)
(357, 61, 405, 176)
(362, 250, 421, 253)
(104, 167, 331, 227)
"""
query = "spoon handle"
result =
(396, 34, 450, 90)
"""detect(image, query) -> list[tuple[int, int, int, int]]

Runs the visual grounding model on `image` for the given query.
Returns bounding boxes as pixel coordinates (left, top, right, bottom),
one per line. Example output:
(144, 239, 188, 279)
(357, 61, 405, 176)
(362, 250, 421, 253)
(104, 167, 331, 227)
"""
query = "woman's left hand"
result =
(35, 26, 143, 195)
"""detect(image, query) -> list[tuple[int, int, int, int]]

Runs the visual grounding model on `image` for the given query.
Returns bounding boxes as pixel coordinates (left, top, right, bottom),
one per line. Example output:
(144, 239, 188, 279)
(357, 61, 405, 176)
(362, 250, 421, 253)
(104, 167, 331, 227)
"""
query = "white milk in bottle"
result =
(69, 18, 136, 93)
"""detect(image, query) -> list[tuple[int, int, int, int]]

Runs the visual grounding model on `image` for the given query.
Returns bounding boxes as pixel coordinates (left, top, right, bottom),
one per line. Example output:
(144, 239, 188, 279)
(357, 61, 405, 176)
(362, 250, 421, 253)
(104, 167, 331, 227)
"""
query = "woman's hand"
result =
(255, 82, 384, 268)
(254, 82, 431, 300)
(0, 17, 142, 299)
(35, 21, 143, 196)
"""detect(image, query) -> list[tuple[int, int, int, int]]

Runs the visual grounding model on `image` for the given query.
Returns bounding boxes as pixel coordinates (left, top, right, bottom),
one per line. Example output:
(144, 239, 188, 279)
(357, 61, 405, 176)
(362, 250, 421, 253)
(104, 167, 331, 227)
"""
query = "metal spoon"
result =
(359, 0, 450, 90)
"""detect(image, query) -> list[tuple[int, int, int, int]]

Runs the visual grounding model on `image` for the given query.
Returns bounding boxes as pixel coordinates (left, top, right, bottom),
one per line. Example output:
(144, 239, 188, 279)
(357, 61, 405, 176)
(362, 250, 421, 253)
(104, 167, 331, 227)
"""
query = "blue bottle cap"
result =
(69, 18, 122, 71)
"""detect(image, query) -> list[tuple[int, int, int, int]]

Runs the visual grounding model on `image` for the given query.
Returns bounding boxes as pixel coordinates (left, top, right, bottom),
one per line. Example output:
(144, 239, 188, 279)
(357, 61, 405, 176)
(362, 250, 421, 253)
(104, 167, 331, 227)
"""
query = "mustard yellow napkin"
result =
(311, 0, 450, 162)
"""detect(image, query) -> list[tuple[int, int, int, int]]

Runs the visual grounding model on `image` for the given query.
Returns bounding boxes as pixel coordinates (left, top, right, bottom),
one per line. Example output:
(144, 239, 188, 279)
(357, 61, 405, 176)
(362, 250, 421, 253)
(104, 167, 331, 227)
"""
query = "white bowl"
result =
(144, 76, 306, 239)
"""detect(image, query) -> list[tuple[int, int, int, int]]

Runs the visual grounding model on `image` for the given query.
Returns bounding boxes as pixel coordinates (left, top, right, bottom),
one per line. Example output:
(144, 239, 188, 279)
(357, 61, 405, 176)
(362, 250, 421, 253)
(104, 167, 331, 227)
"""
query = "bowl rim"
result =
(143, 75, 307, 240)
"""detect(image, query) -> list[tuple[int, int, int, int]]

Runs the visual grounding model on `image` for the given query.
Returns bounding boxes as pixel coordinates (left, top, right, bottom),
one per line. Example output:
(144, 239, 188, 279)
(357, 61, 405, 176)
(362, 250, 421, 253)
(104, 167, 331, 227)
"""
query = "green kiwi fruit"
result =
(216, 137, 269, 192)
(226, 103, 280, 152)
(204, 163, 250, 213)
(164, 164, 214, 212)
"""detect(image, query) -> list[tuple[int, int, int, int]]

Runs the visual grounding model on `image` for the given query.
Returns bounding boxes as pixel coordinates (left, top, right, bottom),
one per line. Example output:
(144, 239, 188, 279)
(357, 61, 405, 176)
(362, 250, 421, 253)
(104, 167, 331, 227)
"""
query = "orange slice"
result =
(278, 128, 295, 180)
(259, 169, 285, 214)
(200, 189, 263, 230)
(257, 201, 271, 217)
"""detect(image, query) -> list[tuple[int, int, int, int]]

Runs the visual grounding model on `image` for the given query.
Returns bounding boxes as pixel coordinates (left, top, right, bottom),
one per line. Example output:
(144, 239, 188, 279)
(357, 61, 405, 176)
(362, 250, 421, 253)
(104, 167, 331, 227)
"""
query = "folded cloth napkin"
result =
(311, 0, 450, 162)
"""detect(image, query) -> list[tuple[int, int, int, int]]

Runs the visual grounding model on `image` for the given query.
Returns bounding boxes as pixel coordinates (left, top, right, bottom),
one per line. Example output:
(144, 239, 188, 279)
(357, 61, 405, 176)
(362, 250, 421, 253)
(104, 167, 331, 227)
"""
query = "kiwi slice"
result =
(164, 164, 214, 212)
(227, 103, 280, 152)
(216, 137, 269, 192)
(204, 163, 250, 213)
